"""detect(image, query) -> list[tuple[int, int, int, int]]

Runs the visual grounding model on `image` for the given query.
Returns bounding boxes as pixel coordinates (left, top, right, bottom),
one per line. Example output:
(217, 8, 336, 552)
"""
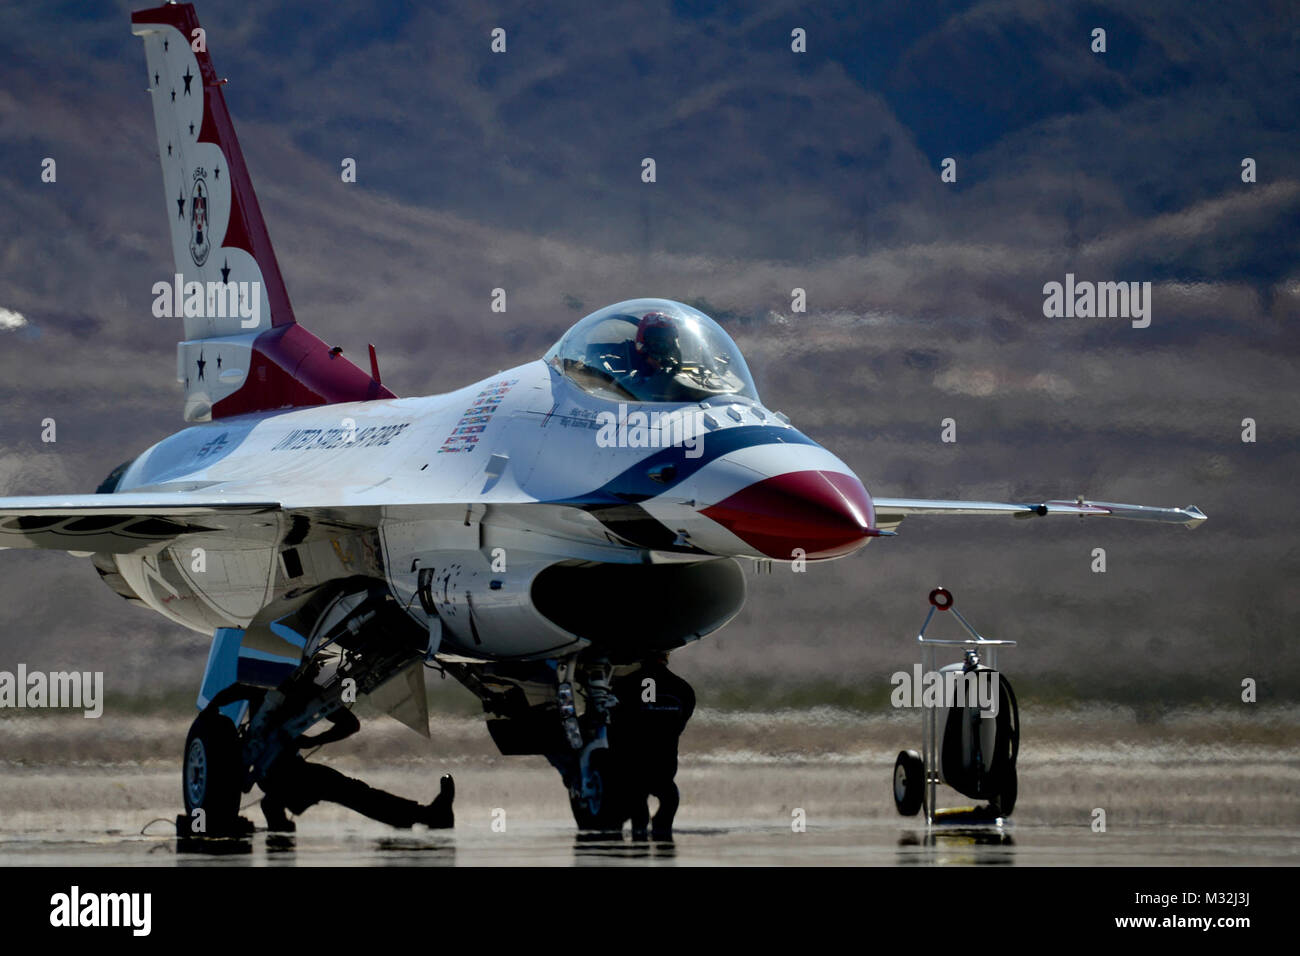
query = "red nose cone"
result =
(700, 470, 877, 559)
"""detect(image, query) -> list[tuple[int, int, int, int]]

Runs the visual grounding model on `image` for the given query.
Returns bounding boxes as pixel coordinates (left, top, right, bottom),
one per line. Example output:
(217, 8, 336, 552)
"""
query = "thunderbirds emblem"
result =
(189, 168, 210, 266)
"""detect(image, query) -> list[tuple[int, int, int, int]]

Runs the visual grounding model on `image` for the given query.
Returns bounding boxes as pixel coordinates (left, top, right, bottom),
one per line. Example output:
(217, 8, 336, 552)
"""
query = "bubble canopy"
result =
(545, 299, 759, 404)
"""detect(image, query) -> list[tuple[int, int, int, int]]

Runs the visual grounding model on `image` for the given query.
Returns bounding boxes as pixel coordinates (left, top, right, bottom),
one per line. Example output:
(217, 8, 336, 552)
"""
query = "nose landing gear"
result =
(552, 657, 629, 831)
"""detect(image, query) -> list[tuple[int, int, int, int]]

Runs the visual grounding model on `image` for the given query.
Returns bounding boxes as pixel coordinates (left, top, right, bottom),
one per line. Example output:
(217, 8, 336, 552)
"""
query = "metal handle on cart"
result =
(917, 588, 1017, 648)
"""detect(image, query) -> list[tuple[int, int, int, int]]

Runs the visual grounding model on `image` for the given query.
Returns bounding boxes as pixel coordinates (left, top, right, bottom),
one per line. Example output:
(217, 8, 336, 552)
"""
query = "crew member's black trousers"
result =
(628, 755, 681, 836)
(264, 756, 425, 828)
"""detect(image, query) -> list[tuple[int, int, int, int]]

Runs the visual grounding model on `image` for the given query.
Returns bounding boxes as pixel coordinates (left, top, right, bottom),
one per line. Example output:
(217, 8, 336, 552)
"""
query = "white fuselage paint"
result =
(106, 360, 862, 659)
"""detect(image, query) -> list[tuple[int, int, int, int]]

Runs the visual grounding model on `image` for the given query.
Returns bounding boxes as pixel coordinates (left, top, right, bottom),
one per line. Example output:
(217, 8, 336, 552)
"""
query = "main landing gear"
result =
(180, 708, 247, 836)
(179, 584, 453, 838)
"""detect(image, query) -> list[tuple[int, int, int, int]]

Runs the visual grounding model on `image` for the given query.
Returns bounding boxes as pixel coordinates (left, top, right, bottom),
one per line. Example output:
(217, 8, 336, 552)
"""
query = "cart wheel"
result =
(893, 749, 925, 816)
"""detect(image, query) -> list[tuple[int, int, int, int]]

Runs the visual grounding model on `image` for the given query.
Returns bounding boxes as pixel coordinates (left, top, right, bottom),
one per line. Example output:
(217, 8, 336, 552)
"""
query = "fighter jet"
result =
(0, 3, 1205, 833)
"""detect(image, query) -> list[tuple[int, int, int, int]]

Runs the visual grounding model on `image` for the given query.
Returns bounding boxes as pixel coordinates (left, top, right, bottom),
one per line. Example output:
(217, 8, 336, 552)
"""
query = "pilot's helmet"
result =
(634, 311, 680, 369)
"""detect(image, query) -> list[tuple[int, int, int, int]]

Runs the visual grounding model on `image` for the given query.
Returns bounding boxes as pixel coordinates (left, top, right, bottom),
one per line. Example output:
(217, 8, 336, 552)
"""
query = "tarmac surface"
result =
(1, 814, 1295, 867)
(1, 706, 1296, 866)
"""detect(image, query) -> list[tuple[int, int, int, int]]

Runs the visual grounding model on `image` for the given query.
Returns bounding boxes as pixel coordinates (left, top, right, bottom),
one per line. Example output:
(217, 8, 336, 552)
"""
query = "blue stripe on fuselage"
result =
(553, 424, 819, 506)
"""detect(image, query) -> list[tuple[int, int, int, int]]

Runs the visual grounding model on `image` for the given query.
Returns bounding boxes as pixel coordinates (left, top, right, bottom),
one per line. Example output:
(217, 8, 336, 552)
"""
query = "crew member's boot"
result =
(420, 773, 455, 829)
(261, 795, 296, 833)
(650, 782, 679, 840)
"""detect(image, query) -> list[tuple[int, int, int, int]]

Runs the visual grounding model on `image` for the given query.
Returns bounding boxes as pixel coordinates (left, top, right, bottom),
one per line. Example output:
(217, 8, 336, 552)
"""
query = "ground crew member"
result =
(609, 655, 695, 839)
(208, 680, 454, 832)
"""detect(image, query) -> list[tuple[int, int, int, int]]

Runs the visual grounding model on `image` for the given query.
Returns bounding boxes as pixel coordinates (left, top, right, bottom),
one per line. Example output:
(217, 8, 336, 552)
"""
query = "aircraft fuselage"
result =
(100, 357, 876, 662)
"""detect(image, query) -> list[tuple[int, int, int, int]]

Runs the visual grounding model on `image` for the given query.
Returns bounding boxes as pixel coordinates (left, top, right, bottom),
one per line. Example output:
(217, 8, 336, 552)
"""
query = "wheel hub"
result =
(185, 738, 208, 807)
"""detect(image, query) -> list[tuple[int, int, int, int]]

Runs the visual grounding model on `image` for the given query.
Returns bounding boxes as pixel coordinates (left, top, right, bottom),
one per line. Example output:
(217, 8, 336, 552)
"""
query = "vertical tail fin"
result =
(131, 3, 395, 420)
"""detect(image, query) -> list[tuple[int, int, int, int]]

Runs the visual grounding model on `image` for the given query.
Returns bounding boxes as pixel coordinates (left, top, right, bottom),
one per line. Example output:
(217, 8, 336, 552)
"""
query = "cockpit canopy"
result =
(545, 298, 759, 404)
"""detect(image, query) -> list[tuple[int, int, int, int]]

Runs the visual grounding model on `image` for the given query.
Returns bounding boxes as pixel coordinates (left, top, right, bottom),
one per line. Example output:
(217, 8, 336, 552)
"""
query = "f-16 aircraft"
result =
(0, 3, 1205, 834)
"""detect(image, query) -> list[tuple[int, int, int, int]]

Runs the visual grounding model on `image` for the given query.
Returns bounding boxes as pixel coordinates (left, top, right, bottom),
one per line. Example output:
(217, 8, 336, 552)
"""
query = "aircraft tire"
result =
(182, 710, 243, 834)
(568, 747, 628, 831)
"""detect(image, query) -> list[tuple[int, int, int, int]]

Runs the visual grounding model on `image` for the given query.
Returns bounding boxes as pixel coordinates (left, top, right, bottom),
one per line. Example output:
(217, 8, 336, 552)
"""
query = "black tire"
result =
(568, 747, 628, 831)
(182, 710, 243, 833)
(893, 749, 925, 816)
(989, 675, 1019, 816)
(992, 763, 1018, 817)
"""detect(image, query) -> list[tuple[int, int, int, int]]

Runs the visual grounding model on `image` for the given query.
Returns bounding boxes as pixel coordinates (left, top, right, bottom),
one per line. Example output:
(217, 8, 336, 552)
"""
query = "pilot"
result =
(208, 678, 454, 833)
(609, 654, 696, 839)
(623, 311, 684, 399)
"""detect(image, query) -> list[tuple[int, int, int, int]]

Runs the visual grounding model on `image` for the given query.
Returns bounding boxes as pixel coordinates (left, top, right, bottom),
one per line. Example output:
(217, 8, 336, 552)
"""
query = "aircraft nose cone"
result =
(700, 470, 877, 559)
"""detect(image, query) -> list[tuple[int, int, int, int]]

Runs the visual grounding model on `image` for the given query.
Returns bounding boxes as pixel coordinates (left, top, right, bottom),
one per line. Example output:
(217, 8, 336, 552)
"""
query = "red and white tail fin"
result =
(131, 3, 394, 421)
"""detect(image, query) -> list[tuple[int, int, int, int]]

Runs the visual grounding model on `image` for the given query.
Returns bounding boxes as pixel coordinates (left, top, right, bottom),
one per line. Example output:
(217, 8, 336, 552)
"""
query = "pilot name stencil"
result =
(563, 406, 599, 428)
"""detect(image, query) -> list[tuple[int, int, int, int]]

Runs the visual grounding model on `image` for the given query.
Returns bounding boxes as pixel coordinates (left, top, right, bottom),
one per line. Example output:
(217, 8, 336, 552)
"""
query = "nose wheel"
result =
(567, 745, 628, 831)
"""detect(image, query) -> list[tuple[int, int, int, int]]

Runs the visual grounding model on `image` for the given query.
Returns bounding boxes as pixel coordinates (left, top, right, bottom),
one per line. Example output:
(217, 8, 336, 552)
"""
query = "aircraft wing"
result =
(871, 497, 1207, 533)
(0, 493, 281, 554)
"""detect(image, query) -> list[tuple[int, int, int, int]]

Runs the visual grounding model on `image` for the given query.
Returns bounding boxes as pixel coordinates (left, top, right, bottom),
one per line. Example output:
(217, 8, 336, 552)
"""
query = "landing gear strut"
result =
(181, 581, 445, 837)
(552, 657, 629, 831)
